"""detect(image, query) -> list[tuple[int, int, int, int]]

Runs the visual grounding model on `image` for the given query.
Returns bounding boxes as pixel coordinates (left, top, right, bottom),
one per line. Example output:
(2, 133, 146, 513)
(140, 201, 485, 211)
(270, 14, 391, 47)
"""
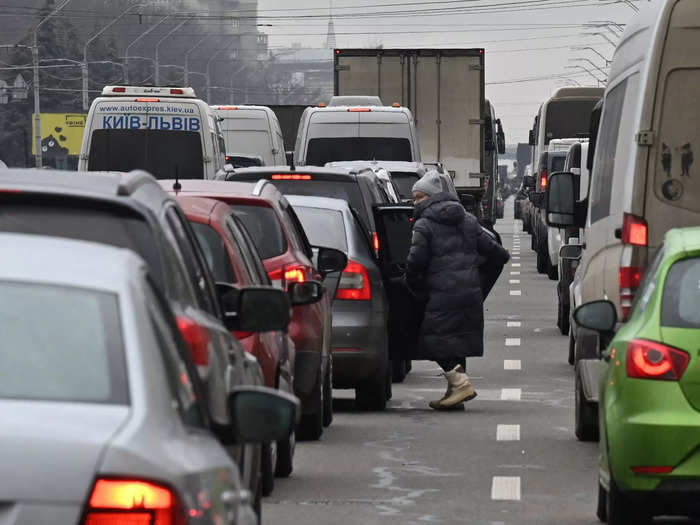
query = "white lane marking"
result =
(504, 360, 522, 370)
(501, 388, 522, 400)
(496, 424, 521, 441)
(505, 338, 521, 346)
(510, 271, 520, 276)
(509, 290, 522, 296)
(491, 476, 521, 501)
(507, 321, 522, 328)
(512, 263, 521, 267)
(509, 279, 520, 284)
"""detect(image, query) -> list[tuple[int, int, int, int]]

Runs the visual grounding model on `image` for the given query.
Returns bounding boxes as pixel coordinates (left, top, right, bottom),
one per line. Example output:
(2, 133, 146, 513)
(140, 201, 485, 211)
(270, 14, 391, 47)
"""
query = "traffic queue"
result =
(516, 1, 700, 522)
(0, 77, 508, 525)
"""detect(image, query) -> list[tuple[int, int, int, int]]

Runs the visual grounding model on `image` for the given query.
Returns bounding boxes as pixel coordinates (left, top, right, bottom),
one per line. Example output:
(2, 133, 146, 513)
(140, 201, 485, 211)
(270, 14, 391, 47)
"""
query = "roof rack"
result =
(117, 170, 156, 196)
(252, 179, 269, 197)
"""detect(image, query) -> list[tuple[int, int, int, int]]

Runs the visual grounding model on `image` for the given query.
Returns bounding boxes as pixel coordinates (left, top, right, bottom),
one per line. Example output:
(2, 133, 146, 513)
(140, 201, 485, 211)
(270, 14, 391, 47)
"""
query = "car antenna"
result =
(173, 166, 181, 193)
(290, 160, 296, 172)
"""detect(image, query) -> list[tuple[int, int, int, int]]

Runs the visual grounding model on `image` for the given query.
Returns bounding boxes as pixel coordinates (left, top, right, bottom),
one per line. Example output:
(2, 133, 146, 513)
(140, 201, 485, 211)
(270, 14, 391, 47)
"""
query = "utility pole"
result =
(83, 3, 146, 110)
(184, 36, 208, 86)
(33, 0, 73, 168)
(206, 41, 235, 103)
(155, 16, 191, 86)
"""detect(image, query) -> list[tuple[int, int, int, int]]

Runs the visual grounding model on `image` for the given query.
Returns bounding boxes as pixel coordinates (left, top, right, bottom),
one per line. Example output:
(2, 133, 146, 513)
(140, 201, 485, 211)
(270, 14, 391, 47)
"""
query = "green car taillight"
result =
(626, 339, 690, 381)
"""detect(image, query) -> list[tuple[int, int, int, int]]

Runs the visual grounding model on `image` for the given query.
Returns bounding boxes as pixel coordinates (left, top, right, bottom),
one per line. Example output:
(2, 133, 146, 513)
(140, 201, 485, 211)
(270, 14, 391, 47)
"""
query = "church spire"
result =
(325, 0, 336, 49)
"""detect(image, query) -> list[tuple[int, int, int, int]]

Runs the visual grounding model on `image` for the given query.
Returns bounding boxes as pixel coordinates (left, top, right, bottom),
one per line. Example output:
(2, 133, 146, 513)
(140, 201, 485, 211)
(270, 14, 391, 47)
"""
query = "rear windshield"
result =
(662, 258, 700, 328)
(293, 206, 348, 252)
(231, 204, 287, 259)
(190, 222, 236, 284)
(544, 99, 599, 145)
(391, 172, 420, 199)
(306, 137, 412, 166)
(268, 179, 369, 230)
(0, 282, 128, 404)
(0, 203, 162, 285)
(88, 129, 204, 179)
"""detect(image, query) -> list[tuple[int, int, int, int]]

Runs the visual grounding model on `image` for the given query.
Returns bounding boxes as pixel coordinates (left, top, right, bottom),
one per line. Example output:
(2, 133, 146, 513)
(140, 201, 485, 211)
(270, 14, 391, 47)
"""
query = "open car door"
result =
(372, 205, 423, 366)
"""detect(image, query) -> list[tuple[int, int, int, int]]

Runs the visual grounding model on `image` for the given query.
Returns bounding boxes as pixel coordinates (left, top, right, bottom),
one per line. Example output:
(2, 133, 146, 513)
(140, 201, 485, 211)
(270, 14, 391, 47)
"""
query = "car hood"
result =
(0, 401, 129, 503)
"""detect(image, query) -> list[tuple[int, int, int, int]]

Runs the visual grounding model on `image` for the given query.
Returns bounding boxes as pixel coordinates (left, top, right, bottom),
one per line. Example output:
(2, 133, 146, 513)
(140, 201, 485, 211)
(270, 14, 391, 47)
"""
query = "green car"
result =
(574, 227, 700, 525)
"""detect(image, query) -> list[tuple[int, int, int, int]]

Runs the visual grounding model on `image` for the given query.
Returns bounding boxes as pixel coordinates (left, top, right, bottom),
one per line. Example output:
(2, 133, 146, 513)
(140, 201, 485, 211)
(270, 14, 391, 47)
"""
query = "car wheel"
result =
(323, 363, 333, 428)
(385, 364, 393, 401)
(405, 359, 412, 372)
(575, 371, 599, 442)
(536, 246, 547, 273)
(547, 259, 558, 280)
(275, 431, 295, 478)
(557, 289, 570, 336)
(356, 366, 388, 411)
(298, 377, 324, 441)
(568, 327, 575, 365)
(597, 482, 608, 523)
(607, 475, 651, 525)
(261, 442, 275, 496)
(531, 231, 537, 250)
(392, 358, 407, 383)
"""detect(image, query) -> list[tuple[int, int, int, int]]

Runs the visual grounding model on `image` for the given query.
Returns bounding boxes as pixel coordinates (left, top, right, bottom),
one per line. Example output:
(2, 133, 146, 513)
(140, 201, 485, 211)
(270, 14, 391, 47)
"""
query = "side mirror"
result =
(224, 163, 235, 173)
(523, 175, 535, 189)
(288, 280, 324, 306)
(546, 172, 577, 228)
(528, 129, 536, 146)
(559, 244, 583, 261)
(573, 300, 617, 335)
(228, 386, 300, 444)
(316, 246, 348, 276)
(218, 283, 291, 332)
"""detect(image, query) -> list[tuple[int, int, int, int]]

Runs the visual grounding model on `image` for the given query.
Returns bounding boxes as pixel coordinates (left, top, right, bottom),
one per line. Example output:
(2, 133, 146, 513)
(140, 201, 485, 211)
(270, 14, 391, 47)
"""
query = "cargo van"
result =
(546, 0, 700, 441)
(79, 86, 225, 179)
(211, 105, 286, 167)
(294, 105, 421, 167)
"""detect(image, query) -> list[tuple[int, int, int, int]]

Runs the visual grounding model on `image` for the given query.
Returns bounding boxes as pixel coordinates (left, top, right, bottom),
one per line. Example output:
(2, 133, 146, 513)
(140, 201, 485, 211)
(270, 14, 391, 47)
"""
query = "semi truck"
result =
(333, 48, 489, 215)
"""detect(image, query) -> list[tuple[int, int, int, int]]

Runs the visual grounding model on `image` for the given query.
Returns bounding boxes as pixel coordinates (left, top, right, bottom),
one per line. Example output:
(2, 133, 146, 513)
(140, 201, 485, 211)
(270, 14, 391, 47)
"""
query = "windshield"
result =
(306, 138, 412, 166)
(231, 204, 287, 260)
(88, 129, 204, 179)
(293, 206, 348, 252)
(544, 99, 599, 145)
(0, 282, 128, 404)
(190, 222, 237, 283)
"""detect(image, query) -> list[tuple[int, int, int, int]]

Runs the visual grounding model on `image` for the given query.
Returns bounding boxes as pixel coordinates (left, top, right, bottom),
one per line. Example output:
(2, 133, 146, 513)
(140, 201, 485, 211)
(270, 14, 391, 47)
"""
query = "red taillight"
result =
(268, 265, 307, 290)
(218, 105, 238, 110)
(626, 339, 689, 381)
(84, 479, 179, 525)
(170, 88, 184, 95)
(631, 466, 674, 475)
(619, 266, 643, 320)
(271, 174, 311, 180)
(336, 260, 371, 300)
(540, 170, 547, 189)
(112, 87, 126, 93)
(348, 107, 371, 112)
(176, 316, 210, 366)
(622, 213, 648, 246)
(135, 97, 159, 102)
(372, 231, 380, 253)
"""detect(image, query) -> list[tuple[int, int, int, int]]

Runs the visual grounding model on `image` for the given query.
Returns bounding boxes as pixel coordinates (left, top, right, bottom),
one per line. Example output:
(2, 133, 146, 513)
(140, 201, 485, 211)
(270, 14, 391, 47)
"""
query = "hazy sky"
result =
(257, 0, 643, 143)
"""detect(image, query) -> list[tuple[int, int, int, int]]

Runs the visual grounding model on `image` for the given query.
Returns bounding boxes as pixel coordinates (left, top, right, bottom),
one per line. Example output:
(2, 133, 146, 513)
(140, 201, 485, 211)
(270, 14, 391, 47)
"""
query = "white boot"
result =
(436, 365, 477, 409)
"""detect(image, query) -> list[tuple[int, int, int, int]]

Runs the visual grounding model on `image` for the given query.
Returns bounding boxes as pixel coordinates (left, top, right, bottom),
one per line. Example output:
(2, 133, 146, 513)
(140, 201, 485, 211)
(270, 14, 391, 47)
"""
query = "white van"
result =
(546, 0, 700, 440)
(294, 105, 421, 167)
(211, 105, 286, 167)
(79, 86, 225, 179)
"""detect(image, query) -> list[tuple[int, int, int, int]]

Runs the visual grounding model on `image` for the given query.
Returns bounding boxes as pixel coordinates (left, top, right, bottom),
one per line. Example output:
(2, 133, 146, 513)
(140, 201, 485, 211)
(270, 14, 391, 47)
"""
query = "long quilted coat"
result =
(406, 192, 510, 360)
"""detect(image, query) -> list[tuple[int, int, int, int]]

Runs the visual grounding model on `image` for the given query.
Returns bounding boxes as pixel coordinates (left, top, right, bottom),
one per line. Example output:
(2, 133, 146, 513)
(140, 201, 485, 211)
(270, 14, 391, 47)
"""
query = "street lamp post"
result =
(82, 3, 146, 110)
(582, 31, 619, 49)
(124, 14, 172, 83)
(33, 0, 73, 168)
(570, 46, 612, 66)
(155, 16, 191, 86)
(206, 41, 236, 103)
(184, 36, 209, 86)
(565, 65, 605, 86)
(570, 57, 609, 78)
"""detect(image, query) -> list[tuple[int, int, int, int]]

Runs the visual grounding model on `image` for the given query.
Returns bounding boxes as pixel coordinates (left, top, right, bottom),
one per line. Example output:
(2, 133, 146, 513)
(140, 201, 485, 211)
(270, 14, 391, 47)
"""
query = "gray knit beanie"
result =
(411, 170, 444, 197)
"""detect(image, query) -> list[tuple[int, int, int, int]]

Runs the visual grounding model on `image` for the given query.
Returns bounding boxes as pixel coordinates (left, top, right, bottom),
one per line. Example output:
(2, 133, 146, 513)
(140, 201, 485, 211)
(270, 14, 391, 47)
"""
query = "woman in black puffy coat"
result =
(407, 172, 510, 410)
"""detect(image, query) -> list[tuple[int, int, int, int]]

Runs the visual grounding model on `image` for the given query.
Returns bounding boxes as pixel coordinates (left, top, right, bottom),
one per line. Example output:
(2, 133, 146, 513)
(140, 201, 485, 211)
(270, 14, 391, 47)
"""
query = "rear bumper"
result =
(330, 303, 387, 388)
(616, 480, 700, 518)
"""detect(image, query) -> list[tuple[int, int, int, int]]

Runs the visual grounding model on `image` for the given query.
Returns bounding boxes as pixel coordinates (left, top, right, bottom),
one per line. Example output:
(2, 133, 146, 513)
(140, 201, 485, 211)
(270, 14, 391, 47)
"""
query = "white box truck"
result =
(334, 48, 487, 208)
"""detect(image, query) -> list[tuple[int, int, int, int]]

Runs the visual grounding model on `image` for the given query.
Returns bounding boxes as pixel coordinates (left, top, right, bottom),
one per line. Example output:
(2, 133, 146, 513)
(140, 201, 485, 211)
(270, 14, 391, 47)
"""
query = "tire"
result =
(323, 363, 333, 428)
(568, 327, 576, 365)
(261, 442, 275, 496)
(597, 482, 608, 523)
(547, 259, 558, 280)
(557, 287, 570, 336)
(385, 364, 393, 401)
(275, 431, 295, 478)
(531, 230, 537, 250)
(536, 246, 547, 273)
(298, 377, 323, 441)
(575, 371, 599, 442)
(607, 475, 651, 525)
(392, 358, 407, 383)
(356, 366, 388, 411)
(406, 359, 412, 372)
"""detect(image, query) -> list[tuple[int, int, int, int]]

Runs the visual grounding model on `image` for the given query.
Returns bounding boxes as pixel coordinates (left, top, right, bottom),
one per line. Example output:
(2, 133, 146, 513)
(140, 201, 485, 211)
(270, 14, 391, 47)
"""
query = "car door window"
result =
(281, 199, 314, 259)
(227, 215, 272, 285)
(144, 278, 207, 429)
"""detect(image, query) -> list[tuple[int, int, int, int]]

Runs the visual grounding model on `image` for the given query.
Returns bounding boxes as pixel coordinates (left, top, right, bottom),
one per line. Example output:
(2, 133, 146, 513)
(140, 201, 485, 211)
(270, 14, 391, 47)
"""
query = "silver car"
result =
(286, 195, 396, 410)
(0, 233, 298, 525)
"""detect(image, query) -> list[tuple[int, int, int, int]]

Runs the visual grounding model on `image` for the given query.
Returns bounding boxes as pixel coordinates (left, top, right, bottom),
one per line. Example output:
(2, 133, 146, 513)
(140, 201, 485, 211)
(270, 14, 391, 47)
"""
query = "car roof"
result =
(0, 232, 144, 293)
(231, 165, 371, 182)
(286, 195, 351, 212)
(174, 195, 221, 223)
(159, 179, 281, 204)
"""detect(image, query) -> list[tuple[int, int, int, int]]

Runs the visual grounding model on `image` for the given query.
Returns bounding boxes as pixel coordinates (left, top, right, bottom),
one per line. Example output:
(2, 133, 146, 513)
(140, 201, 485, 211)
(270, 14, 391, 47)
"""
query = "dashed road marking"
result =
(496, 424, 521, 441)
(491, 476, 521, 501)
(509, 290, 522, 296)
(509, 279, 520, 284)
(500, 388, 522, 401)
(512, 263, 521, 267)
(513, 256, 521, 260)
(510, 271, 520, 276)
(507, 321, 522, 328)
(504, 360, 522, 370)
(505, 338, 521, 346)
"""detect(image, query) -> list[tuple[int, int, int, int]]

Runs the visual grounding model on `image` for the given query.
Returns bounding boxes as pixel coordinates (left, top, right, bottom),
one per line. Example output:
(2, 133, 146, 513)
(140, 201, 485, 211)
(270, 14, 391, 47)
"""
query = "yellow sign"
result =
(32, 113, 87, 156)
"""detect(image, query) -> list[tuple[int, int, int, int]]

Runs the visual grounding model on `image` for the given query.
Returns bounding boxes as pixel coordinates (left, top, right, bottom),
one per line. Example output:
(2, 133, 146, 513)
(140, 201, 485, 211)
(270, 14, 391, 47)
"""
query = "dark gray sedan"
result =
(287, 195, 394, 410)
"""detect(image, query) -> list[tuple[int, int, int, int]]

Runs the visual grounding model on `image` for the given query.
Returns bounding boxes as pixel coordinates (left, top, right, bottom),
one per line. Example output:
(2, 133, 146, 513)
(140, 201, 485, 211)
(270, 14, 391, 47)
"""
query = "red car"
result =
(161, 180, 345, 441)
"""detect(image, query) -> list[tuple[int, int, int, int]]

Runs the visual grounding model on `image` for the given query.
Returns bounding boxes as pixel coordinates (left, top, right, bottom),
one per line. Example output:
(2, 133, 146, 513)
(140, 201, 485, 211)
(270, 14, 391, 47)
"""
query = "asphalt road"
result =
(262, 200, 691, 525)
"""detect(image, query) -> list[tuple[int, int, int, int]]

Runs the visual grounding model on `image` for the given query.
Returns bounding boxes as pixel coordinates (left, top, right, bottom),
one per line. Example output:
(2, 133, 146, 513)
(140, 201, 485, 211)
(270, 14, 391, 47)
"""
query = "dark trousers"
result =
(437, 358, 466, 372)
